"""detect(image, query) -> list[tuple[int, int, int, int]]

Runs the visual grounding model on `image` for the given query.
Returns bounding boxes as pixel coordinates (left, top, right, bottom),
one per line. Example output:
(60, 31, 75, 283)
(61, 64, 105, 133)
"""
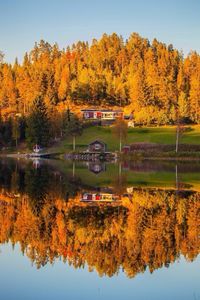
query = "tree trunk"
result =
(73, 161, 75, 177)
(73, 135, 76, 151)
(119, 161, 122, 177)
(176, 126, 179, 153)
(175, 164, 178, 191)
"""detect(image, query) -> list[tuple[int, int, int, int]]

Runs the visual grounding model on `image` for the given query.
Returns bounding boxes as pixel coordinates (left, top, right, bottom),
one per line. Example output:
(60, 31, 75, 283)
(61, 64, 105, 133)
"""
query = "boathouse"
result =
(88, 140, 107, 153)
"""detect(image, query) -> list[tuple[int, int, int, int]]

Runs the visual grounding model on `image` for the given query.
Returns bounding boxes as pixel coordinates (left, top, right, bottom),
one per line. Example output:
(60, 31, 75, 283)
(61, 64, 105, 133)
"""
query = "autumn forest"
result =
(0, 32, 200, 126)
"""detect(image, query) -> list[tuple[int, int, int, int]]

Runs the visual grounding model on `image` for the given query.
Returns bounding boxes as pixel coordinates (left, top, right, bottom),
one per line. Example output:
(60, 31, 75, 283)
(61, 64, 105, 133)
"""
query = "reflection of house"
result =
(88, 162, 106, 174)
(81, 192, 119, 202)
(88, 140, 107, 153)
(81, 109, 123, 120)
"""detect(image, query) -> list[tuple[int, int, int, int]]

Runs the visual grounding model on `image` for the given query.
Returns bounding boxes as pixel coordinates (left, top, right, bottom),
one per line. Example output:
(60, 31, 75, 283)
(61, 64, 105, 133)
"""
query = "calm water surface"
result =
(0, 158, 200, 300)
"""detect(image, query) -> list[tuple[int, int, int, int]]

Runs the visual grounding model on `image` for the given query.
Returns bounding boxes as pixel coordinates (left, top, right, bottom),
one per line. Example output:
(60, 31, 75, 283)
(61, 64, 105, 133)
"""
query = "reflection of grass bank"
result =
(122, 151, 200, 161)
(3, 157, 200, 192)
(47, 160, 200, 192)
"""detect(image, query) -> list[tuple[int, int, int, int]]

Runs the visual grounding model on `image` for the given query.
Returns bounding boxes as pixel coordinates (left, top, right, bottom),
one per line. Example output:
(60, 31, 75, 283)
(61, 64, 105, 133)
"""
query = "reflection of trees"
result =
(24, 164, 82, 216)
(0, 160, 83, 216)
(25, 165, 51, 216)
(112, 175, 127, 197)
(112, 164, 127, 198)
(0, 187, 200, 278)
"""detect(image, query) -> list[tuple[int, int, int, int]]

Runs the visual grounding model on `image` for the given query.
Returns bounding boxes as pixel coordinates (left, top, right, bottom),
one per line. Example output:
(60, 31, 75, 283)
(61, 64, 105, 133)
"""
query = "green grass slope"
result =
(50, 125, 200, 153)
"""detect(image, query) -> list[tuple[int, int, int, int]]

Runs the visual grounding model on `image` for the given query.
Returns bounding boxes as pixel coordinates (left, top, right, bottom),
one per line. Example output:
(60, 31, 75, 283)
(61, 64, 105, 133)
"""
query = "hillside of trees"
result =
(0, 32, 200, 125)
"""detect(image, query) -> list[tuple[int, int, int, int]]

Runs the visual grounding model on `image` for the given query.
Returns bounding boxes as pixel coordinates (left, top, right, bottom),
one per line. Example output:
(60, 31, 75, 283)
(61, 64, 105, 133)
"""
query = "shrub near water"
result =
(129, 143, 200, 153)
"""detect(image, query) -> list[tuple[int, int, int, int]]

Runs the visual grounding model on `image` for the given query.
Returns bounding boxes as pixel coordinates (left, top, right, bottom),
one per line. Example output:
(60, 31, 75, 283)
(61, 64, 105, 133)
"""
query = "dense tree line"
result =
(0, 95, 82, 148)
(0, 33, 200, 125)
(0, 114, 26, 147)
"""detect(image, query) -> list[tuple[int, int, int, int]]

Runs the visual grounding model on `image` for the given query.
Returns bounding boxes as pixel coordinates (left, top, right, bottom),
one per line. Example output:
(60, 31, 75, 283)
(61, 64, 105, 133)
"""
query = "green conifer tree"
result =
(26, 96, 51, 148)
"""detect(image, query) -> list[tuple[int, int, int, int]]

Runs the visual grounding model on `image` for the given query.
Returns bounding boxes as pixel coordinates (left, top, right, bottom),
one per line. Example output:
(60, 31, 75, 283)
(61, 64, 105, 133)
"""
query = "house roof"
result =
(81, 109, 99, 112)
(88, 140, 107, 146)
(101, 109, 123, 113)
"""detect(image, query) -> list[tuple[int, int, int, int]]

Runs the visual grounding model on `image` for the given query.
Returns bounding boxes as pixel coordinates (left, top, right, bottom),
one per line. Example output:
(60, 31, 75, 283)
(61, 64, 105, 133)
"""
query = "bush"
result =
(129, 143, 200, 153)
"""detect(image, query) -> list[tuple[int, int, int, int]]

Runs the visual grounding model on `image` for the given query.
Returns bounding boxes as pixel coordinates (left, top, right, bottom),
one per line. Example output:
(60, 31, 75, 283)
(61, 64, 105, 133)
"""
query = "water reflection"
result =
(0, 158, 200, 278)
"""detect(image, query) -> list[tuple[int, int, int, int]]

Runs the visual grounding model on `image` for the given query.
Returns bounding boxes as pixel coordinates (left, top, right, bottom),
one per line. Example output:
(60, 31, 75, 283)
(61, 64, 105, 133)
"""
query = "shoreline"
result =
(1, 152, 200, 162)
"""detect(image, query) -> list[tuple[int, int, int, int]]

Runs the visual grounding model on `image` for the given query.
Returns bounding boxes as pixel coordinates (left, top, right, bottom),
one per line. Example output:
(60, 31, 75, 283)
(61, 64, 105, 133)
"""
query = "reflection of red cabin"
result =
(95, 194, 101, 200)
(81, 193, 119, 202)
(122, 161, 129, 170)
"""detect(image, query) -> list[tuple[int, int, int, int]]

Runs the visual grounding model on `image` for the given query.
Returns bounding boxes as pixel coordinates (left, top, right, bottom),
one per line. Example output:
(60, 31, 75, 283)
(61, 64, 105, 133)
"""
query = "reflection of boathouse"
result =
(88, 162, 106, 174)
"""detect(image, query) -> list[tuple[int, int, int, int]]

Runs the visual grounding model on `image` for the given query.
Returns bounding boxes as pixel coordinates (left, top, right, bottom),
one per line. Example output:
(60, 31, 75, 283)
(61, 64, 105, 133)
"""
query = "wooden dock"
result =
(65, 151, 117, 161)
(28, 152, 53, 158)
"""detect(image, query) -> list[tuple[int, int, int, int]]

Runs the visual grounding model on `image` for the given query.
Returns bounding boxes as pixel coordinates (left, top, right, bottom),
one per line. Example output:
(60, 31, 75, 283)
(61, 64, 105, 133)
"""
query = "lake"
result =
(0, 158, 200, 300)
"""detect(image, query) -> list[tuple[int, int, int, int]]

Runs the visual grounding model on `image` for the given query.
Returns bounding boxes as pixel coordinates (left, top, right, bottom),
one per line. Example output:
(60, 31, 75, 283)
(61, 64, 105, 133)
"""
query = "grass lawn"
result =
(50, 125, 200, 153)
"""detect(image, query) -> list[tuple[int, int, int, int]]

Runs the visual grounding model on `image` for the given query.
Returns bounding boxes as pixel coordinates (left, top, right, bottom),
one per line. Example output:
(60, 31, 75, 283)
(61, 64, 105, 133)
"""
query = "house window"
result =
(94, 143, 101, 150)
(102, 112, 114, 119)
(94, 165, 101, 172)
(84, 112, 90, 119)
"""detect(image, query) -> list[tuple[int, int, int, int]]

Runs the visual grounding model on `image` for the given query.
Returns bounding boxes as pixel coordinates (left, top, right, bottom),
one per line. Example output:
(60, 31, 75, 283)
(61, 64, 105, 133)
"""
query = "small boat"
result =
(33, 144, 41, 153)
